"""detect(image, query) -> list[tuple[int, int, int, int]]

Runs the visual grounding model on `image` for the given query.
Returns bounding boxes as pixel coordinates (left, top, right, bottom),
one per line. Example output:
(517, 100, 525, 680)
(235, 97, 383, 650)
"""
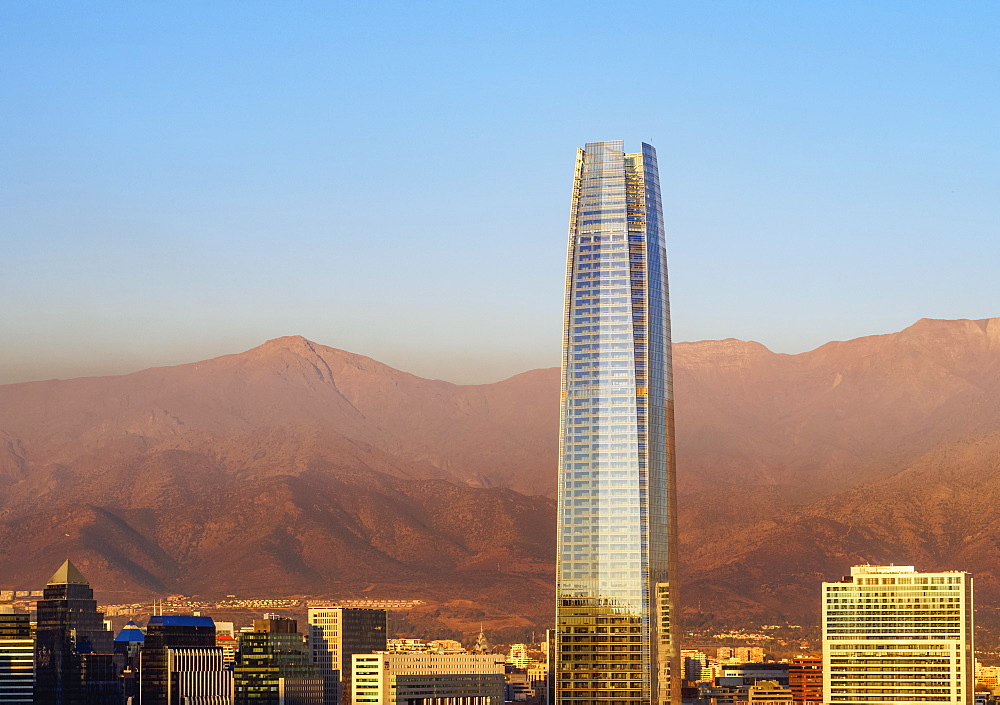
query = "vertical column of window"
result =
(575, 146, 613, 591)
(578, 144, 633, 607)
(558, 147, 594, 603)
(562, 142, 632, 596)
(624, 153, 652, 670)
(641, 142, 674, 705)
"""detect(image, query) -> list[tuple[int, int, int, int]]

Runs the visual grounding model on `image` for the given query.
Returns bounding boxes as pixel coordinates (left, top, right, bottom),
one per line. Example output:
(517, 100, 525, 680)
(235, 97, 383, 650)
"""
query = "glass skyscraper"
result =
(556, 141, 678, 705)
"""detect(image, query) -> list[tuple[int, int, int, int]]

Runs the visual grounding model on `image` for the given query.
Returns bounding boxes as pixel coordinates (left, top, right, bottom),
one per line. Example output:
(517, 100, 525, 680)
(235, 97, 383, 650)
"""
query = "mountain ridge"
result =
(3, 317, 1000, 631)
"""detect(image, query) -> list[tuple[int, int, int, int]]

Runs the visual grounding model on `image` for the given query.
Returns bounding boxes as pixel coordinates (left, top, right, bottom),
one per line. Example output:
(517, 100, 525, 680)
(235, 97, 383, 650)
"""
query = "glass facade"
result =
(308, 607, 387, 705)
(235, 616, 323, 705)
(556, 141, 678, 705)
(140, 615, 222, 705)
(34, 562, 122, 705)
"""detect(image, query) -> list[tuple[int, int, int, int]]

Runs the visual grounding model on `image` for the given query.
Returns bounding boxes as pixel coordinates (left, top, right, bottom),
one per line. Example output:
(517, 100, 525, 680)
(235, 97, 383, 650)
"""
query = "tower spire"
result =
(472, 625, 489, 654)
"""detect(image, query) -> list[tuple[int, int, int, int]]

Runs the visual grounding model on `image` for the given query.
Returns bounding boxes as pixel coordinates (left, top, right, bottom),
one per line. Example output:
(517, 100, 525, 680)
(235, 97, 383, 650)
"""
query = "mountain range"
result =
(2, 317, 1000, 636)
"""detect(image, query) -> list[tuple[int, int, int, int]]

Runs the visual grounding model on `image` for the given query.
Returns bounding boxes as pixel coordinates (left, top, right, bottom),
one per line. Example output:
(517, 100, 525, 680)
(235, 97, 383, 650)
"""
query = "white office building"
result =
(823, 565, 973, 704)
(352, 652, 504, 705)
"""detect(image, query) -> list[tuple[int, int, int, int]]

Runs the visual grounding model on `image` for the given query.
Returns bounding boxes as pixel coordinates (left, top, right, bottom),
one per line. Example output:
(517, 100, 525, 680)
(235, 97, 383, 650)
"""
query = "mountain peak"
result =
(240, 335, 344, 364)
(675, 338, 774, 369)
(896, 317, 1000, 352)
(256, 335, 317, 351)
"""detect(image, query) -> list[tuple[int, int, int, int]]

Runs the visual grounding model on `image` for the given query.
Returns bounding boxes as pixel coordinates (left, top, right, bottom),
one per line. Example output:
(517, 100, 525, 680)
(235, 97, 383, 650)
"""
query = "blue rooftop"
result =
(147, 615, 216, 628)
(114, 620, 145, 642)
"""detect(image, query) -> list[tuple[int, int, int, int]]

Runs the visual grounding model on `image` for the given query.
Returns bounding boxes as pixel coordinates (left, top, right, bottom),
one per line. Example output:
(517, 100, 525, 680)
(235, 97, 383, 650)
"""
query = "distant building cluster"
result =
(0, 556, 994, 705)
(677, 565, 988, 705)
(0, 560, 553, 704)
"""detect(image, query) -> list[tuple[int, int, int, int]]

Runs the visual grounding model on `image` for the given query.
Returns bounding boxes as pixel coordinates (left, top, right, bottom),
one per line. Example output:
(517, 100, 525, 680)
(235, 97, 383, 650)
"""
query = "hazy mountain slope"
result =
(0, 336, 559, 496)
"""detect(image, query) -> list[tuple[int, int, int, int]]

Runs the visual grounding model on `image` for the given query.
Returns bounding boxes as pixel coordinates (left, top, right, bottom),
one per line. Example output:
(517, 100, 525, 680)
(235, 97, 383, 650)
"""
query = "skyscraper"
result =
(140, 615, 233, 705)
(307, 607, 386, 705)
(822, 565, 973, 705)
(113, 620, 145, 703)
(787, 656, 822, 705)
(34, 560, 122, 705)
(235, 615, 323, 705)
(555, 141, 678, 705)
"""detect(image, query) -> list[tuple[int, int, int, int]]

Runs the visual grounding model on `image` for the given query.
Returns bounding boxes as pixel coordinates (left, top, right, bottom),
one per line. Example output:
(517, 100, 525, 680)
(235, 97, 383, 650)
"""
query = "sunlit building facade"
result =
(352, 652, 505, 704)
(822, 565, 973, 704)
(0, 609, 33, 704)
(307, 607, 386, 705)
(555, 140, 678, 705)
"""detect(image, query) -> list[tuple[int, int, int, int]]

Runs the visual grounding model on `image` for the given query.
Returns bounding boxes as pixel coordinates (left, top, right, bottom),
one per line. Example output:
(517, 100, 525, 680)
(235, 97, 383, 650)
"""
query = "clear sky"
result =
(2, 1, 998, 384)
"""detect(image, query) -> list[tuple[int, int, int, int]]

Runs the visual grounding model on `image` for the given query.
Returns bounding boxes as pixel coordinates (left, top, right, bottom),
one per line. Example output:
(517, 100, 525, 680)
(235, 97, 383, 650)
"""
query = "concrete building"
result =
(787, 656, 822, 705)
(307, 607, 385, 705)
(823, 565, 973, 704)
(717, 663, 788, 687)
(680, 649, 709, 683)
(352, 651, 504, 704)
(748, 680, 793, 704)
(507, 644, 532, 669)
(716, 647, 766, 664)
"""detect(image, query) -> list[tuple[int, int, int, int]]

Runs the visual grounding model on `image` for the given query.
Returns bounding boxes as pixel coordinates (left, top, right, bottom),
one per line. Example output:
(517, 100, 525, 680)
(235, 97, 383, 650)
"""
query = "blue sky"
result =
(2, 1, 998, 384)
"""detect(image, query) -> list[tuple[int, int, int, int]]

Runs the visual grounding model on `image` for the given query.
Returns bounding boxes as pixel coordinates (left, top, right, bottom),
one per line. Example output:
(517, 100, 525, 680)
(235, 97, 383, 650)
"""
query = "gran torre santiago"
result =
(555, 141, 679, 705)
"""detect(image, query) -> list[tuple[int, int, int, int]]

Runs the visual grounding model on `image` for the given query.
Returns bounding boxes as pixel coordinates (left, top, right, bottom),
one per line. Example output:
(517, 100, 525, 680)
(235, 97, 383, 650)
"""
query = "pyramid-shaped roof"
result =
(115, 620, 145, 642)
(46, 559, 89, 586)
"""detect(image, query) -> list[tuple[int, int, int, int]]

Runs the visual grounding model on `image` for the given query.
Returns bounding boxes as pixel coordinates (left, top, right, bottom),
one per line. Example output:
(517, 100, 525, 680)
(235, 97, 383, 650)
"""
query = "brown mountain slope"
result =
(674, 317, 1000, 546)
(2, 317, 1000, 624)
(0, 427, 555, 621)
(682, 429, 1000, 624)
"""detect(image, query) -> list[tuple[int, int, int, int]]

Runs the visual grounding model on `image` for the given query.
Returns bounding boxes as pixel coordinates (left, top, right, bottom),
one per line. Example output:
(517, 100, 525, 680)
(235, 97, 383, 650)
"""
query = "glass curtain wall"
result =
(556, 141, 678, 705)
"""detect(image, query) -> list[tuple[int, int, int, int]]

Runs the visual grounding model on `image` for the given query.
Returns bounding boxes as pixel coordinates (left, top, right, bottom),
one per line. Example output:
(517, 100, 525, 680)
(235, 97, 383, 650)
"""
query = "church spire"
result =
(472, 624, 489, 654)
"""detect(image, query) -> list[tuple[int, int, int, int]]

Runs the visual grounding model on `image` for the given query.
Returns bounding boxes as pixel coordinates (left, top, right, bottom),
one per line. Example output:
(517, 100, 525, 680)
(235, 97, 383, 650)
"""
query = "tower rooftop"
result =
(115, 620, 145, 642)
(46, 559, 89, 585)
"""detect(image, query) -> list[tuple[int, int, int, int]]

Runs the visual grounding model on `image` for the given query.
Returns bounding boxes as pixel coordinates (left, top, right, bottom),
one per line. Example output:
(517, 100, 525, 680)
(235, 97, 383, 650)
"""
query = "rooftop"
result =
(47, 559, 89, 586)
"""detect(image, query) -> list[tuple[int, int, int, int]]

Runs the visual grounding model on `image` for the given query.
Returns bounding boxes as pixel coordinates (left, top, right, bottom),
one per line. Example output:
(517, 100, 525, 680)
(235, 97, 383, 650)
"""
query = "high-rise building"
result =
(234, 615, 323, 705)
(680, 649, 709, 683)
(352, 652, 505, 704)
(787, 656, 822, 705)
(114, 620, 145, 703)
(140, 614, 233, 705)
(0, 608, 33, 704)
(307, 607, 386, 705)
(555, 140, 678, 705)
(822, 565, 973, 705)
(33, 560, 122, 705)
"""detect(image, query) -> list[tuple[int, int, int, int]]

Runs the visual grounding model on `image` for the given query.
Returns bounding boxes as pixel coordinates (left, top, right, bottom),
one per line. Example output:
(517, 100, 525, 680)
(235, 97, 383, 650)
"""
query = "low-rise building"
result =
(352, 652, 504, 704)
(748, 679, 793, 704)
(0, 609, 33, 704)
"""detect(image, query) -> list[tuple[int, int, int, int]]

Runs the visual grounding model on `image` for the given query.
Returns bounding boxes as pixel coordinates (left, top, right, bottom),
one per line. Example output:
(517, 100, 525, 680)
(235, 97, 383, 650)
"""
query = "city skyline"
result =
(3, 2, 999, 385)
(555, 141, 678, 703)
